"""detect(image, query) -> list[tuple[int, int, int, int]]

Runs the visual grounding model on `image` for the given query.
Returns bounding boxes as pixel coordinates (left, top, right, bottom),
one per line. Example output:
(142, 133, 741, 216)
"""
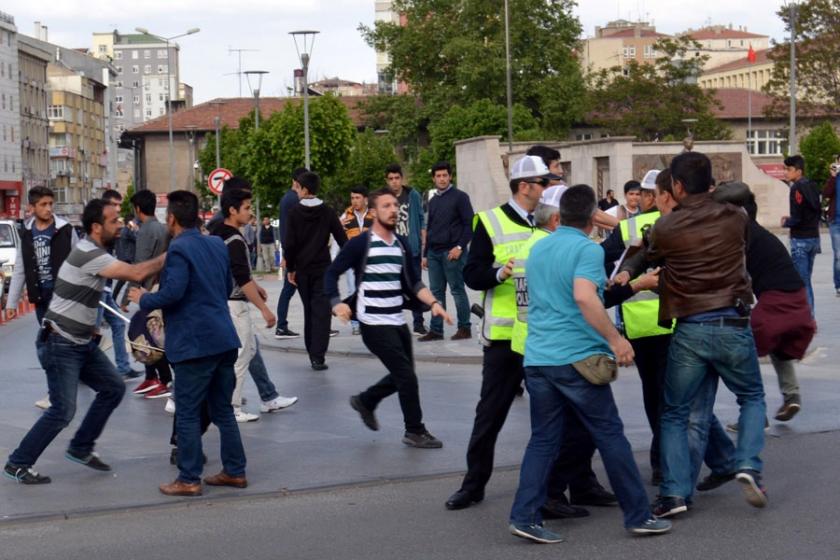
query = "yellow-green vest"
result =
(510, 229, 549, 355)
(618, 211, 674, 339)
(474, 207, 534, 342)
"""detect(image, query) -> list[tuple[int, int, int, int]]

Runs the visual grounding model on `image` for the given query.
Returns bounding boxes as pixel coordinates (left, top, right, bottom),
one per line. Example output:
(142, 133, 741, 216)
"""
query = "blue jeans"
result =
(275, 275, 297, 330)
(8, 332, 126, 467)
(660, 322, 765, 499)
(510, 365, 650, 528)
(790, 236, 820, 316)
(426, 249, 471, 334)
(99, 291, 131, 373)
(249, 340, 279, 402)
(830, 222, 840, 290)
(171, 349, 246, 484)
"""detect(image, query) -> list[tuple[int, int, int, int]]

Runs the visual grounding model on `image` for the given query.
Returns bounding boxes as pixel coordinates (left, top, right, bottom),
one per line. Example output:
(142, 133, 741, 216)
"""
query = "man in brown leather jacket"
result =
(645, 152, 768, 519)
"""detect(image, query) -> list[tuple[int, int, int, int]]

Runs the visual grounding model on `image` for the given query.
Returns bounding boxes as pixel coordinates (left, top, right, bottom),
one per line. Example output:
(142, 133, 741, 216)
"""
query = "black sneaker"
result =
(774, 396, 801, 422)
(402, 431, 443, 449)
(65, 449, 111, 471)
(274, 327, 300, 339)
(311, 361, 329, 371)
(3, 463, 51, 485)
(413, 324, 428, 336)
(696, 471, 736, 492)
(735, 469, 768, 508)
(350, 395, 379, 431)
(329, 329, 339, 337)
(651, 495, 687, 518)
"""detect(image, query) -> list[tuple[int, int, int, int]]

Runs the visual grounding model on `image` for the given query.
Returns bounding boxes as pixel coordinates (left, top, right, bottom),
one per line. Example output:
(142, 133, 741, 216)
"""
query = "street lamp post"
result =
(185, 124, 198, 191)
(135, 27, 200, 191)
(503, 0, 514, 151)
(244, 70, 269, 225)
(290, 30, 319, 169)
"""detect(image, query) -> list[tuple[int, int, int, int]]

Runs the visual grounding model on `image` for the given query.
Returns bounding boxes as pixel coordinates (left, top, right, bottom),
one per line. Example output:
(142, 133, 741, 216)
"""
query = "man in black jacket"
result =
(326, 188, 451, 448)
(284, 171, 347, 370)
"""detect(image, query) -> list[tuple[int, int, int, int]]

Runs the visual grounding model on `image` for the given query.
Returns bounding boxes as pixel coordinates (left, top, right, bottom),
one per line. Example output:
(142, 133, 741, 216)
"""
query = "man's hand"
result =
(421, 258, 428, 270)
(447, 246, 463, 261)
(260, 307, 277, 329)
(4, 308, 16, 320)
(120, 304, 130, 313)
(256, 285, 268, 302)
(610, 336, 635, 367)
(128, 287, 147, 304)
(611, 271, 631, 286)
(631, 267, 660, 292)
(333, 303, 352, 323)
(498, 257, 515, 281)
(431, 301, 454, 325)
(288, 271, 297, 286)
(780, 216, 790, 227)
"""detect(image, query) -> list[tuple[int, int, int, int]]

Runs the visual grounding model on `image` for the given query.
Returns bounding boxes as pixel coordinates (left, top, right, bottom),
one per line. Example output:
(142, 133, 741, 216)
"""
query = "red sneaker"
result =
(133, 379, 161, 395)
(144, 383, 172, 399)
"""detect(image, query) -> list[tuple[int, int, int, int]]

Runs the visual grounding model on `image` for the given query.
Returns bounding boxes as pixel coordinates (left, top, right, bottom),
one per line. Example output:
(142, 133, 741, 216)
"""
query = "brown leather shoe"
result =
(450, 327, 472, 340)
(417, 331, 443, 342)
(204, 471, 248, 488)
(159, 479, 202, 496)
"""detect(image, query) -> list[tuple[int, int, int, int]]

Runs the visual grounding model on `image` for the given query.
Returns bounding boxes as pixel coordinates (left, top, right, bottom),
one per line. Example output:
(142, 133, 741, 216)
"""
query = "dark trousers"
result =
(145, 356, 173, 384)
(410, 255, 425, 329)
(630, 334, 671, 472)
(275, 274, 297, 330)
(545, 407, 599, 498)
(358, 323, 425, 434)
(296, 269, 331, 364)
(170, 401, 211, 446)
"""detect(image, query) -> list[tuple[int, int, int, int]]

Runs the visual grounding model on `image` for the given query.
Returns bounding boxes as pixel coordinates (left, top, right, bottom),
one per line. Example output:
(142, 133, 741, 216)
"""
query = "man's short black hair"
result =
(131, 189, 157, 216)
(350, 185, 369, 197)
(624, 180, 641, 194)
(369, 187, 397, 209)
(655, 168, 673, 196)
(102, 189, 122, 203)
(28, 186, 54, 205)
(670, 151, 712, 195)
(559, 184, 597, 229)
(221, 188, 252, 218)
(222, 176, 252, 193)
(292, 167, 309, 182)
(431, 161, 451, 176)
(385, 163, 403, 177)
(526, 145, 561, 168)
(298, 171, 321, 195)
(783, 155, 805, 171)
(167, 190, 201, 228)
(606, 189, 614, 196)
(82, 199, 108, 234)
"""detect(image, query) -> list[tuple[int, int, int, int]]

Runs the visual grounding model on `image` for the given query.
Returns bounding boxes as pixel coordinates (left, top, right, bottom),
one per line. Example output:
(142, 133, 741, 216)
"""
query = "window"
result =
(98, 44, 107, 54)
(643, 45, 656, 59)
(115, 106, 124, 117)
(159, 65, 168, 75)
(159, 93, 164, 101)
(131, 65, 139, 74)
(115, 51, 123, 60)
(132, 81, 140, 88)
(114, 95, 123, 103)
(143, 49, 151, 59)
(48, 105, 64, 119)
(157, 49, 167, 58)
(747, 129, 787, 155)
(1, 93, 4, 110)
(131, 51, 139, 59)
(145, 109, 152, 118)
(623, 45, 636, 58)
(133, 95, 140, 104)
(115, 80, 123, 87)
(144, 64, 151, 74)
(575, 133, 593, 141)
(159, 107, 164, 116)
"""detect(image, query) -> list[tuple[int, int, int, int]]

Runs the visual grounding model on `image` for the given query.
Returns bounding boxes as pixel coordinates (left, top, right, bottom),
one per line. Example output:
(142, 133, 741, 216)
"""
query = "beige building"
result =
(17, 36, 50, 192)
(580, 20, 670, 75)
(698, 48, 773, 91)
(681, 25, 770, 69)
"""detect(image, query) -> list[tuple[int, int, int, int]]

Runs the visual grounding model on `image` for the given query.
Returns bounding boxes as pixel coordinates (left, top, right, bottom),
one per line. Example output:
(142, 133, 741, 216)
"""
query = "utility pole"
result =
(228, 47, 259, 97)
(504, 0, 514, 151)
(789, 2, 798, 155)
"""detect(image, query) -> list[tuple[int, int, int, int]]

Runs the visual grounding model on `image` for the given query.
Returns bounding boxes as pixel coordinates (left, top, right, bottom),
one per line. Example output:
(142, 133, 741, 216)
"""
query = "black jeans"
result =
(359, 323, 426, 434)
(410, 254, 425, 329)
(296, 268, 331, 364)
(145, 356, 173, 384)
(630, 334, 671, 472)
(460, 341, 601, 497)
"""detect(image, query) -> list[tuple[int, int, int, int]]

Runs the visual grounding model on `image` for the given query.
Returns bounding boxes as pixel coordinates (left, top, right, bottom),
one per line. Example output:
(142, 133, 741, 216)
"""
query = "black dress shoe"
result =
(570, 485, 618, 507)
(445, 489, 484, 510)
(311, 361, 329, 371)
(541, 496, 590, 519)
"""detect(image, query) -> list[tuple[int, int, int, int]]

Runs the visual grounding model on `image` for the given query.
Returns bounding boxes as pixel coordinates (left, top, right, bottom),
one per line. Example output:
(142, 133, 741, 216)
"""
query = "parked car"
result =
(0, 219, 20, 305)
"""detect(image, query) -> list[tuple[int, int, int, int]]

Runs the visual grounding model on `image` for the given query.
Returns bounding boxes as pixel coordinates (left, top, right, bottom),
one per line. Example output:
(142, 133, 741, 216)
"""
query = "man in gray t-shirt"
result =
(5, 199, 165, 485)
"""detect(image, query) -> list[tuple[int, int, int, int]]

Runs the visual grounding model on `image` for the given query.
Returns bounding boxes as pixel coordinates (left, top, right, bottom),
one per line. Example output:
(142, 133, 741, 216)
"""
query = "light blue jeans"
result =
(790, 236, 821, 316)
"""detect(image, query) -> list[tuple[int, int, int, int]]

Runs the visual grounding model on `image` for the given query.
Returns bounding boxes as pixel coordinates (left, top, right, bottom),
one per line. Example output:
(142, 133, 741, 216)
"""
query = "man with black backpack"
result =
(325, 188, 451, 448)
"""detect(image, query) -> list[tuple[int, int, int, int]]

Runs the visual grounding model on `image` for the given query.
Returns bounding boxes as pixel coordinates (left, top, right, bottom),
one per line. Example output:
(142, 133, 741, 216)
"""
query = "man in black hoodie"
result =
(283, 172, 347, 370)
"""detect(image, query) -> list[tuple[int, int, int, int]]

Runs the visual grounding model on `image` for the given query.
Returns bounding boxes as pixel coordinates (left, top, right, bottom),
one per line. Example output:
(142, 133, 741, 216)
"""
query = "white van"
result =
(0, 219, 20, 298)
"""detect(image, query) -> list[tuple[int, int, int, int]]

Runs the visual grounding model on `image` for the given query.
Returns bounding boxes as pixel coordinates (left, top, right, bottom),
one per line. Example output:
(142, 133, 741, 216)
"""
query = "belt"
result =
(680, 316, 750, 328)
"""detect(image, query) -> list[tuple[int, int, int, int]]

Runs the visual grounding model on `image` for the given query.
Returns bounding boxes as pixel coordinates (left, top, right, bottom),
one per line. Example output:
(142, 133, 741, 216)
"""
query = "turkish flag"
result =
(747, 44, 757, 63)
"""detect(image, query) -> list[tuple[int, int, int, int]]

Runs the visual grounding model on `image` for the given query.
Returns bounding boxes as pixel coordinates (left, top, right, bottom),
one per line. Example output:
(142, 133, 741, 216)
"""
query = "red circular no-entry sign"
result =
(207, 168, 233, 195)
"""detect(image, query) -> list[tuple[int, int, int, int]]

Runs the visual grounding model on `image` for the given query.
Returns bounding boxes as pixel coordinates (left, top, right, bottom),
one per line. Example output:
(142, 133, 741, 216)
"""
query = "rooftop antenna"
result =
(228, 46, 259, 97)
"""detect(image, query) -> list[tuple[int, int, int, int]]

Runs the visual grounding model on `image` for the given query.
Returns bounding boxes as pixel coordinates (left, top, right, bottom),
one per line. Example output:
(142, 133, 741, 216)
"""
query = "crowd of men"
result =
(1, 144, 833, 545)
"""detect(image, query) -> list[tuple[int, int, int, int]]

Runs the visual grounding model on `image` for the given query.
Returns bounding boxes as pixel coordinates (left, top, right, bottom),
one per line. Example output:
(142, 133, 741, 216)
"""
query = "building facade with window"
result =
(0, 11, 23, 218)
(580, 20, 670, 76)
(17, 34, 50, 196)
(681, 25, 770, 69)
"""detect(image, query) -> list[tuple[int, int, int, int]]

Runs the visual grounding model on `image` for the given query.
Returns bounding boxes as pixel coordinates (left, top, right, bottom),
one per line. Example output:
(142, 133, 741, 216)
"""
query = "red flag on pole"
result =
(747, 44, 757, 63)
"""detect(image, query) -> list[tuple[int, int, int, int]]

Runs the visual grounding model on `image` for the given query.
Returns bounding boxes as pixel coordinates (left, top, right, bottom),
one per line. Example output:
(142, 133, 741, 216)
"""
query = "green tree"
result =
(765, 0, 840, 112)
(799, 121, 840, 185)
(328, 129, 398, 207)
(360, 0, 586, 137)
(587, 38, 731, 141)
(120, 183, 135, 219)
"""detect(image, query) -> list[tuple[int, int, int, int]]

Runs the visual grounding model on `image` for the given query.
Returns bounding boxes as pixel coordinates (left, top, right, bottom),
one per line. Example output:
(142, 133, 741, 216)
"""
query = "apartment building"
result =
(17, 34, 50, 195)
(0, 11, 22, 218)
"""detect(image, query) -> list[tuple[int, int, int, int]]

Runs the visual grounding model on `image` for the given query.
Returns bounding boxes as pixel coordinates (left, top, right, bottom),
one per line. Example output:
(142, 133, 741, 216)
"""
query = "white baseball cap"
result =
(510, 155, 550, 181)
(540, 185, 568, 208)
(641, 169, 660, 190)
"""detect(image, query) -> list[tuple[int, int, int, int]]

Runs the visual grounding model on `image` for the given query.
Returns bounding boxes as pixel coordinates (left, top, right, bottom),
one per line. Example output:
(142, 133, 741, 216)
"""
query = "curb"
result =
(258, 340, 483, 365)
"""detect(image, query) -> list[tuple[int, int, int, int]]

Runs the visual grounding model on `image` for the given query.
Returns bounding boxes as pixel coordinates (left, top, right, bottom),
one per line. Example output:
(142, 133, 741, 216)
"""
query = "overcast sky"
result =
(4, 0, 789, 104)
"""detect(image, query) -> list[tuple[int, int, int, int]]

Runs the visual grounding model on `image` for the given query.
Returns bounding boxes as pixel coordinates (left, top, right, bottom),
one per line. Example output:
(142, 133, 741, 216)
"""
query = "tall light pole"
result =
(290, 30, 319, 169)
(788, 2, 798, 155)
(504, 0, 514, 151)
(135, 27, 200, 191)
(245, 70, 269, 225)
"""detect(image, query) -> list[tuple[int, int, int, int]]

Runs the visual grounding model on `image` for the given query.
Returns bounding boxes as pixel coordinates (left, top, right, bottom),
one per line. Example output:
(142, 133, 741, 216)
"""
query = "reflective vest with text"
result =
(510, 229, 549, 355)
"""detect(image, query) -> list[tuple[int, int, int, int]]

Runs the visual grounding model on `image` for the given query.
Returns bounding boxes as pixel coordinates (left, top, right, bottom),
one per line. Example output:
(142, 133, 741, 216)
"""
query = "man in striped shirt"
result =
(326, 188, 452, 448)
(4, 199, 165, 485)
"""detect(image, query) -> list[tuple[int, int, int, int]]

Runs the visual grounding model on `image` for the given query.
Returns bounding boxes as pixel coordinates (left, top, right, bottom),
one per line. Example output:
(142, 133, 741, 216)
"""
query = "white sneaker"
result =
(34, 396, 51, 410)
(260, 395, 299, 413)
(234, 408, 259, 423)
(164, 397, 176, 414)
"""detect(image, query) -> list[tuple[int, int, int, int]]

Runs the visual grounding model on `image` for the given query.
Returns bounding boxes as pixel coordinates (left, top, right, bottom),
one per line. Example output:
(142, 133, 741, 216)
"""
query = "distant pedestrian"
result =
(605, 181, 642, 221)
(258, 216, 276, 272)
(340, 185, 374, 335)
(327, 188, 451, 448)
(824, 161, 840, 297)
(243, 216, 258, 269)
(419, 161, 473, 341)
(598, 190, 619, 212)
(283, 171, 347, 370)
(274, 168, 306, 340)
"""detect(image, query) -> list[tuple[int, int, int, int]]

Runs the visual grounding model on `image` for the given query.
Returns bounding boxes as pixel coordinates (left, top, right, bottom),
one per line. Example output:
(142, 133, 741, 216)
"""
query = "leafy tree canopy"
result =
(799, 121, 840, 185)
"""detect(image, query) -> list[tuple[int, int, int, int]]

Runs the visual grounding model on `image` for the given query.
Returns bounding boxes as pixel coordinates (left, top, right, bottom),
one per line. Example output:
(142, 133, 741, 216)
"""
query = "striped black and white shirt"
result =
(357, 232, 405, 326)
(44, 238, 116, 344)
